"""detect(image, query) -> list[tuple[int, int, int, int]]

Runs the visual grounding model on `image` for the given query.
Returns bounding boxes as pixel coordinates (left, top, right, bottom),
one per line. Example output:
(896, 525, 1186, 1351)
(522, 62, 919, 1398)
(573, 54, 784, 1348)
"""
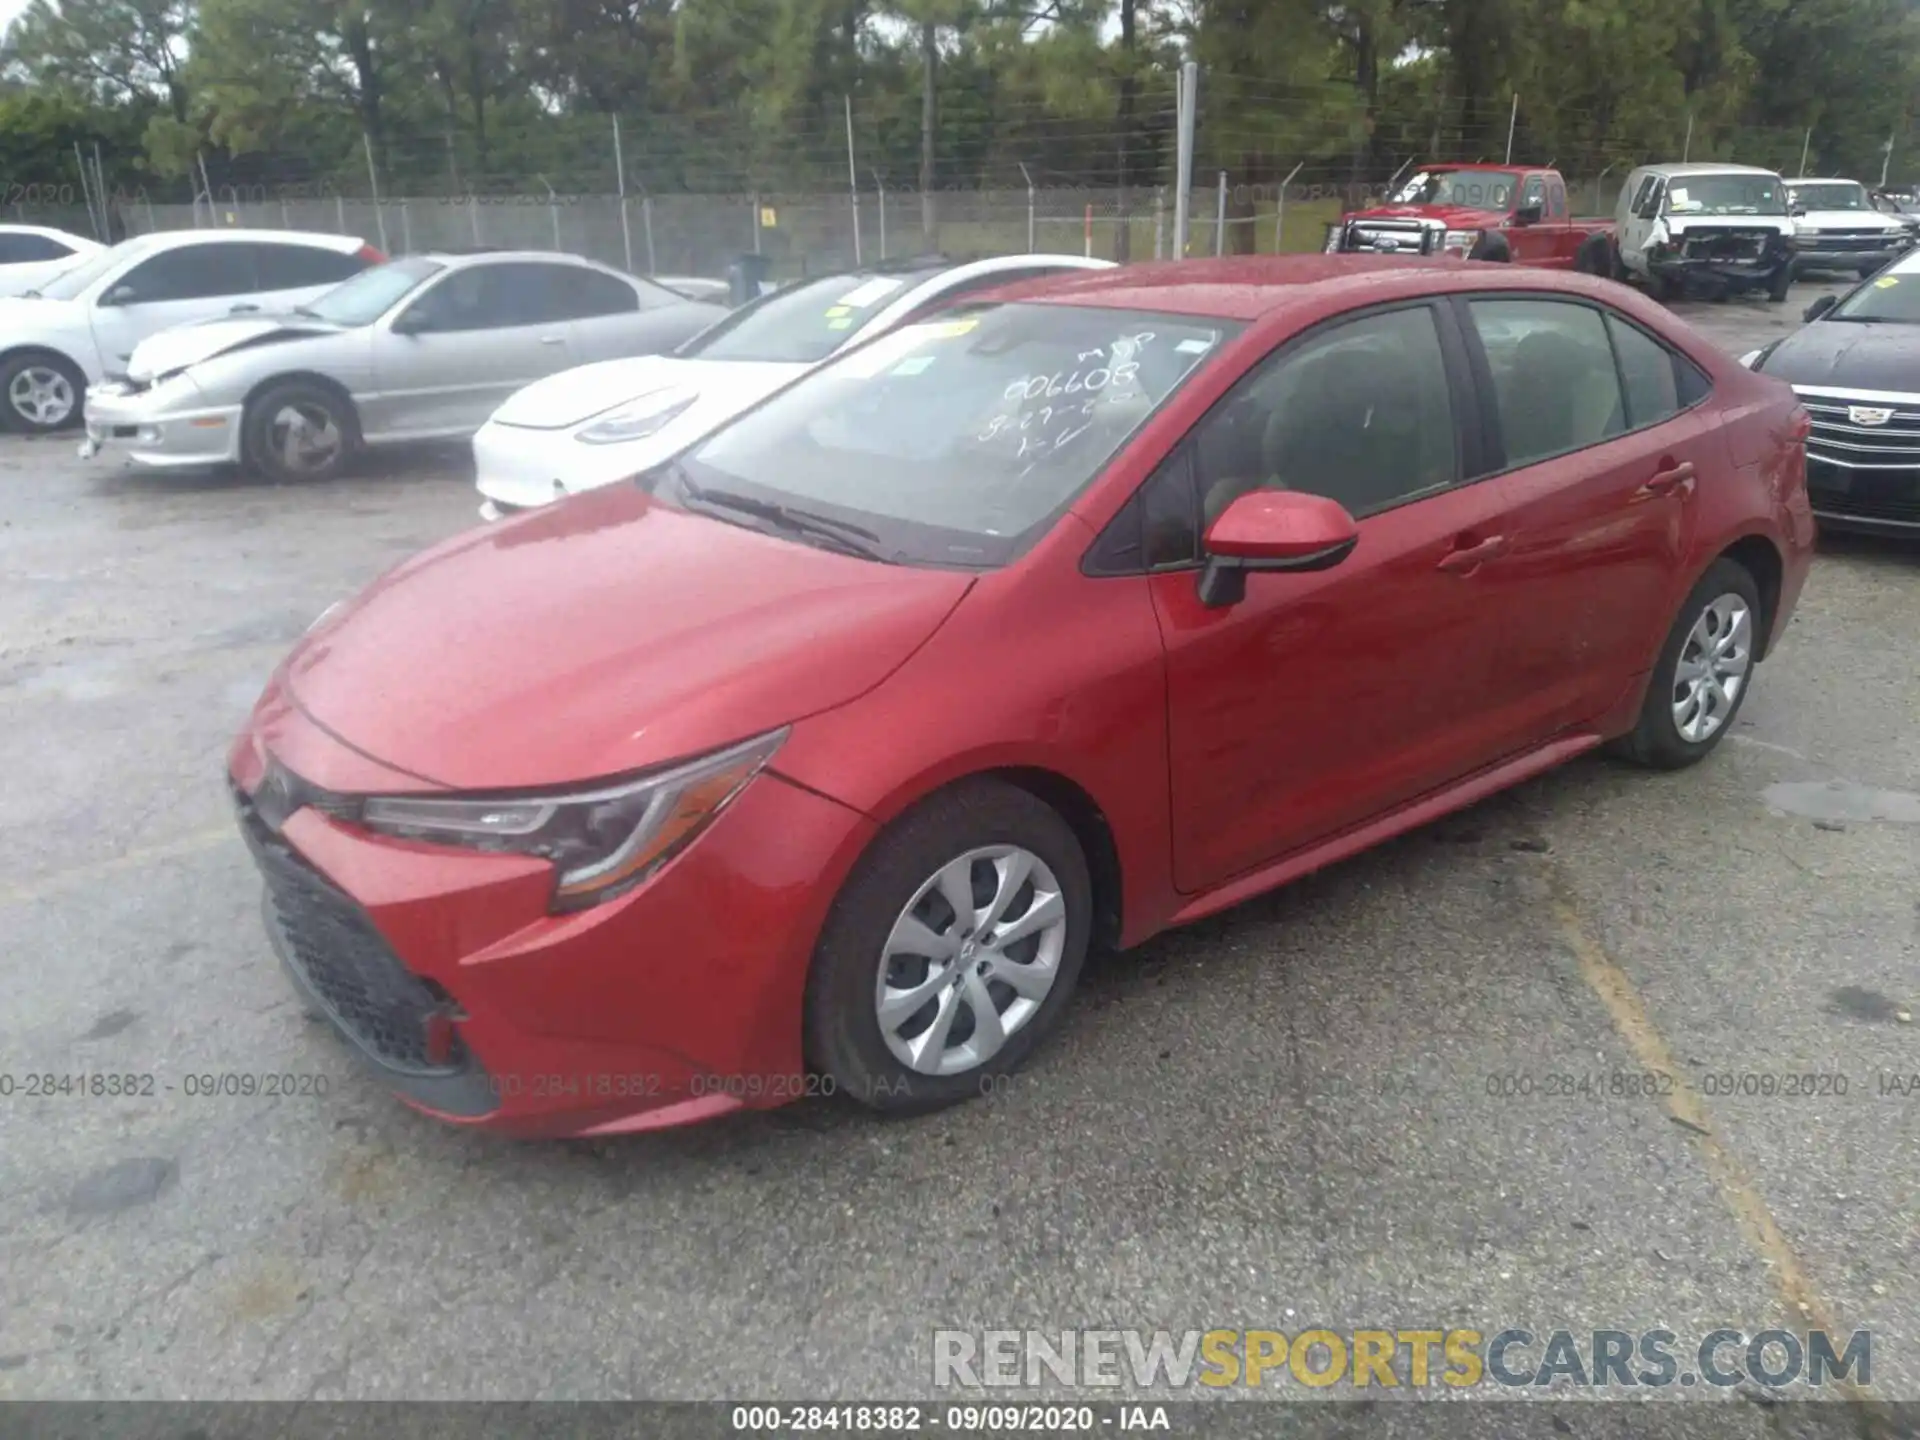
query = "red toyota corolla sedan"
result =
(228, 256, 1815, 1139)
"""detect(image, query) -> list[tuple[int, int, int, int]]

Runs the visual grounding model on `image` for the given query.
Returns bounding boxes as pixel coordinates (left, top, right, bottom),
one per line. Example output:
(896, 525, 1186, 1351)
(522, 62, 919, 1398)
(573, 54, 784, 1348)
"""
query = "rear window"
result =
(678, 270, 944, 364)
(253, 243, 367, 290)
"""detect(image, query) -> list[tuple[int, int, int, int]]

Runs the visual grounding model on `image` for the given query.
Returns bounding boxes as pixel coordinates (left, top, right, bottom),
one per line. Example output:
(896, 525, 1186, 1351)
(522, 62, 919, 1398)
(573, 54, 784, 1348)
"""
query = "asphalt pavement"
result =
(0, 276, 1915, 1413)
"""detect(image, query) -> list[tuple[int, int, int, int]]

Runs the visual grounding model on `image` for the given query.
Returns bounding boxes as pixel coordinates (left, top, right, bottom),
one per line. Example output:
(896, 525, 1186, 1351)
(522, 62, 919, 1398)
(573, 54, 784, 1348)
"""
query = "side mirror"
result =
(1790, 203, 1806, 217)
(390, 308, 429, 335)
(101, 284, 137, 306)
(1514, 201, 1544, 226)
(1196, 491, 1359, 608)
(1803, 294, 1839, 323)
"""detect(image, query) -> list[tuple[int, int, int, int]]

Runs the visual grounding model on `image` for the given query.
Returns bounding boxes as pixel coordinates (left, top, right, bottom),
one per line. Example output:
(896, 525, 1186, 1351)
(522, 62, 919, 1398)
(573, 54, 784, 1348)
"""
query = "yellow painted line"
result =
(0, 825, 237, 908)
(1548, 868, 1890, 1428)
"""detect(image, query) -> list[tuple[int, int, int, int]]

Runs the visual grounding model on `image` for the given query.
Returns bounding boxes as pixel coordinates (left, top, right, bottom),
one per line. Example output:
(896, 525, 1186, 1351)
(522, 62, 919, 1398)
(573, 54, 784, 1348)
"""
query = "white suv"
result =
(0, 228, 383, 433)
(1783, 177, 1914, 279)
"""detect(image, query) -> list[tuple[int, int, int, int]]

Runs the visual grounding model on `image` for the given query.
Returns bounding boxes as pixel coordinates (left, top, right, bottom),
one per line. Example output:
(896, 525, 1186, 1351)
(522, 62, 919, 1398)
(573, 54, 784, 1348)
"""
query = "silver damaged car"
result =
(80, 250, 727, 482)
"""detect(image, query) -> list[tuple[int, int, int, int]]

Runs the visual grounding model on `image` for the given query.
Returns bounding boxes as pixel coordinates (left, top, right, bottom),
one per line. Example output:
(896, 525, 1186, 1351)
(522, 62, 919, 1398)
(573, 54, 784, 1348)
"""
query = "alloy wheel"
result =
(874, 845, 1069, 1077)
(8, 365, 75, 428)
(267, 402, 344, 476)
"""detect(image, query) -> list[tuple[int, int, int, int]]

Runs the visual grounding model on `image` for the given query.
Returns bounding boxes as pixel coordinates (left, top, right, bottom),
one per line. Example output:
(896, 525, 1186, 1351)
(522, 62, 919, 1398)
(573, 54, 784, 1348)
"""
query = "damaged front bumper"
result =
(1646, 230, 1796, 293)
(81, 377, 243, 468)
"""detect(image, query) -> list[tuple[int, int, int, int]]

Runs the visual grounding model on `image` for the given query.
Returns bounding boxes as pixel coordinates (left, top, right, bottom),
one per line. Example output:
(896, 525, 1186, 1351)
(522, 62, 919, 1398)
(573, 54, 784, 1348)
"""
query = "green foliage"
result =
(1, 0, 1916, 201)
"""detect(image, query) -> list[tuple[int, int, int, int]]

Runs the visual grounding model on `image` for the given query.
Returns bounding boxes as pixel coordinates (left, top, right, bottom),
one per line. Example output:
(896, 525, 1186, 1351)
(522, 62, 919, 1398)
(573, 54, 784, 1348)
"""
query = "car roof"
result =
(1640, 162, 1781, 178)
(125, 228, 368, 253)
(414, 249, 624, 268)
(997, 253, 1661, 323)
(1784, 177, 1863, 186)
(0, 223, 100, 245)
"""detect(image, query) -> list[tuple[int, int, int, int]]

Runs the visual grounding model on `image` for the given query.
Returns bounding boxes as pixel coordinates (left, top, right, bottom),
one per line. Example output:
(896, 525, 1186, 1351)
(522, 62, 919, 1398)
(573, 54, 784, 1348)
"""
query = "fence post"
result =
(613, 115, 635, 272)
(844, 94, 862, 265)
(539, 174, 561, 250)
(1799, 128, 1812, 178)
(1172, 61, 1196, 255)
(1017, 162, 1035, 252)
(401, 200, 412, 254)
(1504, 94, 1519, 165)
(1274, 160, 1302, 251)
(362, 132, 389, 254)
(751, 191, 761, 254)
(1214, 172, 1227, 255)
(1682, 112, 1693, 163)
(470, 194, 481, 244)
(643, 194, 656, 273)
(873, 170, 887, 259)
(1154, 187, 1165, 259)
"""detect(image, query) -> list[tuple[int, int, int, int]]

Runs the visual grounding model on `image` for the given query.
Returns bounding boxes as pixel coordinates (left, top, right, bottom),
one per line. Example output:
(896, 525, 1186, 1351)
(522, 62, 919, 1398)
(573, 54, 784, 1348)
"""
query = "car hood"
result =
(1795, 210, 1906, 233)
(489, 355, 808, 430)
(1757, 321, 1920, 391)
(127, 314, 339, 382)
(280, 482, 974, 790)
(1350, 203, 1502, 228)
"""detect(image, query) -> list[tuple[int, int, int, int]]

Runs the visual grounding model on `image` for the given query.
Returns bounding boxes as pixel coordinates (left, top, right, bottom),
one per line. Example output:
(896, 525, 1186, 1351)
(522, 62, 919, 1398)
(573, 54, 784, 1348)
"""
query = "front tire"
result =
(1468, 233, 1511, 263)
(0, 349, 85, 434)
(1613, 558, 1762, 770)
(241, 380, 357, 483)
(804, 779, 1092, 1116)
(1577, 234, 1612, 277)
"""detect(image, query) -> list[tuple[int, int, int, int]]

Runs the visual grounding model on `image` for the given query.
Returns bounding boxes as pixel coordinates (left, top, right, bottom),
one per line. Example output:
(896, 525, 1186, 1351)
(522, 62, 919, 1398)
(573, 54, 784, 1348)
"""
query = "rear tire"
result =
(1612, 558, 1763, 771)
(0, 349, 85, 434)
(241, 380, 358, 483)
(1468, 233, 1511, 263)
(804, 779, 1092, 1116)
(1767, 262, 1795, 303)
(1576, 234, 1612, 277)
(1609, 240, 1632, 282)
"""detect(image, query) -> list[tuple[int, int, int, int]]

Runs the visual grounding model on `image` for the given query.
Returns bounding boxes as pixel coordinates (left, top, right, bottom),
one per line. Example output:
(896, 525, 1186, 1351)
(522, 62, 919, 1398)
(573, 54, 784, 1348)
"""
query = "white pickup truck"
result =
(1783, 176, 1915, 279)
(1612, 162, 1798, 302)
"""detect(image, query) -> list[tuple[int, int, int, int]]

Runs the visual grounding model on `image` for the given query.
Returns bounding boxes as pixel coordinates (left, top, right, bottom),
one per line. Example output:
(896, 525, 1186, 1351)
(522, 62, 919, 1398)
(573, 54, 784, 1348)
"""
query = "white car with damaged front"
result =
(471, 252, 1114, 519)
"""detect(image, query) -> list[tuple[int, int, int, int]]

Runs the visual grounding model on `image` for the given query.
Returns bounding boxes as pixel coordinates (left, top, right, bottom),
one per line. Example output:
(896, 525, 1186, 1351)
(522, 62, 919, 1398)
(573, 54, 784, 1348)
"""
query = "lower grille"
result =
(233, 780, 467, 1076)
(1679, 231, 1769, 262)
(1800, 392, 1920, 464)
(1807, 457, 1920, 524)
(1340, 220, 1443, 255)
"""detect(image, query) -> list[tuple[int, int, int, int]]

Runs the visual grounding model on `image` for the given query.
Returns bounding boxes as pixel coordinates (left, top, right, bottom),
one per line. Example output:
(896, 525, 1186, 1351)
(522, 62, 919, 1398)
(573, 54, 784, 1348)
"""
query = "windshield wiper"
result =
(667, 464, 893, 561)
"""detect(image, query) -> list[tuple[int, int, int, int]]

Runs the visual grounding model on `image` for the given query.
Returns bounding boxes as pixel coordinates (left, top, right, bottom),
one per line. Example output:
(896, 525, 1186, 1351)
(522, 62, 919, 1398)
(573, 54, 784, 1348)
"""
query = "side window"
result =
(556, 266, 642, 319)
(1637, 178, 1666, 219)
(252, 243, 365, 290)
(1520, 176, 1546, 214)
(1142, 452, 1200, 568)
(0, 233, 74, 263)
(110, 243, 259, 303)
(1468, 299, 1625, 467)
(403, 264, 575, 331)
(1190, 305, 1459, 523)
(1605, 315, 1685, 428)
(1546, 177, 1568, 220)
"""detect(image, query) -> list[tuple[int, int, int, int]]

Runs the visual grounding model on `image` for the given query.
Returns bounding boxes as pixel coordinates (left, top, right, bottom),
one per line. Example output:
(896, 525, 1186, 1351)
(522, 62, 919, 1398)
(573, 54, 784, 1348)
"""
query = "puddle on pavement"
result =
(1763, 778, 1920, 825)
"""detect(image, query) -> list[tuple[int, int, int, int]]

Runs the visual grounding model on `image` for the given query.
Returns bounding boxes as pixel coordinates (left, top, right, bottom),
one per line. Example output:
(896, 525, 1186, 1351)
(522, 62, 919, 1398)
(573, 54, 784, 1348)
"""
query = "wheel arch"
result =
(1715, 532, 1785, 661)
(849, 760, 1130, 957)
(0, 342, 85, 372)
(242, 370, 364, 444)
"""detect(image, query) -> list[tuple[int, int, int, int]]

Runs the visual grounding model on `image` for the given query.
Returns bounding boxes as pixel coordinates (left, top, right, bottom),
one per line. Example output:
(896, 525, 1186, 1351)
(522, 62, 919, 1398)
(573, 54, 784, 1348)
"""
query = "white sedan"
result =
(472, 252, 1114, 519)
(0, 224, 104, 299)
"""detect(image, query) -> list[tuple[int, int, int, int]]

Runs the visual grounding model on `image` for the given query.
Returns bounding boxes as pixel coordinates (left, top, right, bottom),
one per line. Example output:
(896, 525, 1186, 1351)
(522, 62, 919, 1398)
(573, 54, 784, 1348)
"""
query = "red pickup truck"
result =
(1325, 163, 1617, 273)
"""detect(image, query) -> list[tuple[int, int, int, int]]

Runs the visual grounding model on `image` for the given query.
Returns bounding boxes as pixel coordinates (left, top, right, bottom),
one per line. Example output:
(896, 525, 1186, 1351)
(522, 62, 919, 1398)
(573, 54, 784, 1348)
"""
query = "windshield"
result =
(1390, 169, 1520, 210)
(303, 257, 443, 325)
(1791, 182, 1870, 212)
(1664, 174, 1788, 217)
(667, 302, 1239, 567)
(1829, 267, 1920, 322)
(34, 235, 161, 300)
(678, 270, 938, 364)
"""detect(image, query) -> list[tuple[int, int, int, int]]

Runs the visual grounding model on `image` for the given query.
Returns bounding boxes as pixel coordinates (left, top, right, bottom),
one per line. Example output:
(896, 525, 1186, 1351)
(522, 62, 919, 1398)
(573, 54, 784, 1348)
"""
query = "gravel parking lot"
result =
(1, 277, 1915, 1414)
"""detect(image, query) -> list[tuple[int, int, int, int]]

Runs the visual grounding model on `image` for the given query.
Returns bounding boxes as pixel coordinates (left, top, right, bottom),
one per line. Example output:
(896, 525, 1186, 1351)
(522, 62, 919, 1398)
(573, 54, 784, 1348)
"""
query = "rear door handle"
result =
(1437, 535, 1508, 573)
(1637, 458, 1696, 498)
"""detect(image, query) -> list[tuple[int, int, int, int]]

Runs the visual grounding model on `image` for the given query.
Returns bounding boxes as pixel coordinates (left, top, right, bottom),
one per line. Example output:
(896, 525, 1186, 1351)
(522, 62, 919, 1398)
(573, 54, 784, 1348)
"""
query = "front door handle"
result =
(1637, 458, 1696, 498)
(1437, 535, 1508, 573)
(538, 335, 565, 345)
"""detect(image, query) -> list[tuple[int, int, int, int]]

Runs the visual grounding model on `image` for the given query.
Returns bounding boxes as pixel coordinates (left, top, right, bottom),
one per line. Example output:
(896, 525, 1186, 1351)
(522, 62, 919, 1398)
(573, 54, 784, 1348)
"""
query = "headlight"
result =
(574, 388, 699, 445)
(1443, 228, 1482, 255)
(358, 729, 785, 910)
